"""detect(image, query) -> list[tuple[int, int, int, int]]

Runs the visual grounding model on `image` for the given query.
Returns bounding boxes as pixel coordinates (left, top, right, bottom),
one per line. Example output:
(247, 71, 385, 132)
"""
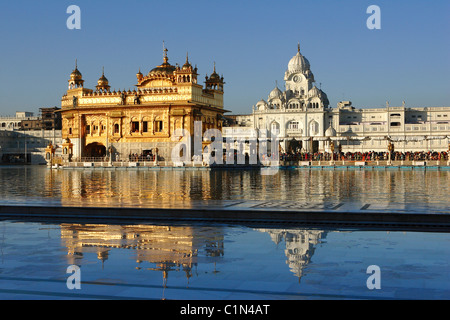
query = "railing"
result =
(77, 157, 110, 163)
(74, 156, 157, 163)
(126, 155, 157, 162)
(280, 151, 449, 162)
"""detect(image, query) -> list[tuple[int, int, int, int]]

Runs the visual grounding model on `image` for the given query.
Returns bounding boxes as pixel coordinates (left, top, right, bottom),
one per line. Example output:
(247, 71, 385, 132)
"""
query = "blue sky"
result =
(0, 0, 448, 116)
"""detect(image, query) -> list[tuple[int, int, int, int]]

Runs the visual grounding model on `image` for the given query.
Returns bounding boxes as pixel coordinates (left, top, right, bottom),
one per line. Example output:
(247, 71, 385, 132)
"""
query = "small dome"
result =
(206, 63, 223, 83)
(182, 53, 192, 70)
(182, 61, 192, 70)
(325, 126, 336, 137)
(308, 86, 321, 98)
(209, 71, 220, 81)
(70, 68, 82, 80)
(256, 99, 267, 105)
(98, 74, 108, 85)
(70, 60, 82, 80)
(320, 89, 330, 106)
(269, 86, 283, 100)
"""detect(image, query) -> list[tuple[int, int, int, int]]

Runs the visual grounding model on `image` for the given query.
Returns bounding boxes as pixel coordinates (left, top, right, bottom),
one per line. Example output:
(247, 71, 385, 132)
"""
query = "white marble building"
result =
(0, 112, 37, 131)
(226, 44, 450, 154)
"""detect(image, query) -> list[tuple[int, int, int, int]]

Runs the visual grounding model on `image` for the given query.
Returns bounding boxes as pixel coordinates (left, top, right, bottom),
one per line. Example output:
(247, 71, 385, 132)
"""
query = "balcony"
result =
(285, 129, 303, 136)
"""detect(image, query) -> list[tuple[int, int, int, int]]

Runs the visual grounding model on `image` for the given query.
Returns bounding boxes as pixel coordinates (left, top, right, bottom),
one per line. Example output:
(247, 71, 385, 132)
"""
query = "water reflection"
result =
(0, 166, 448, 211)
(59, 222, 326, 285)
(256, 228, 327, 280)
(61, 223, 225, 286)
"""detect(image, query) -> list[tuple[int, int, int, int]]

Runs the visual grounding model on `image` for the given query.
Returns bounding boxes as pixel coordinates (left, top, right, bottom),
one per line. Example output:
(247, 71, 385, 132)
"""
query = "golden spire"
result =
(163, 41, 168, 64)
(297, 42, 300, 53)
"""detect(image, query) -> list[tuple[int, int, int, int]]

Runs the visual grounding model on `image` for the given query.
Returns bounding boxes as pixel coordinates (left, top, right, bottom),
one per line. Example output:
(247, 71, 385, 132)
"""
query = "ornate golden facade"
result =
(60, 48, 226, 161)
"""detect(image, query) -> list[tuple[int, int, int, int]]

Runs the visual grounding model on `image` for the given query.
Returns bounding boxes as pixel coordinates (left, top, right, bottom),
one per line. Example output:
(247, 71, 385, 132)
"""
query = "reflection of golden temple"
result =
(44, 167, 448, 210)
(60, 223, 224, 286)
(257, 228, 326, 281)
(49, 167, 441, 209)
(57, 169, 213, 207)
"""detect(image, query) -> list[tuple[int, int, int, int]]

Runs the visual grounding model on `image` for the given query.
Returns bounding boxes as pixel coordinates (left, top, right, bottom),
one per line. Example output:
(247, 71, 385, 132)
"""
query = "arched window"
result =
(309, 120, 319, 136)
(114, 123, 120, 134)
(271, 121, 280, 134)
(155, 117, 163, 132)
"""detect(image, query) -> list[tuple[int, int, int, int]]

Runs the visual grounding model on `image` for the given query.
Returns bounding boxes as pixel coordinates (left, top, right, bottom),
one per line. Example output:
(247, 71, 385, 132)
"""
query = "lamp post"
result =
(388, 141, 394, 165)
(330, 140, 335, 165)
(45, 142, 56, 168)
(108, 146, 113, 165)
(154, 147, 159, 166)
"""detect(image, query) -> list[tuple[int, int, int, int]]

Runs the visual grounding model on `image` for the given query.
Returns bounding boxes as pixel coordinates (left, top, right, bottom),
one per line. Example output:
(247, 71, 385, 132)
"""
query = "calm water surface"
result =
(0, 165, 448, 300)
(0, 165, 448, 213)
(0, 220, 449, 300)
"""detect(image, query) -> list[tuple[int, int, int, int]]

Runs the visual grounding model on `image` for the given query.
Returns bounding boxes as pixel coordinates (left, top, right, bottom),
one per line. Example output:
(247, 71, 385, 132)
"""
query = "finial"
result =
(186, 51, 189, 63)
(213, 61, 216, 73)
(162, 40, 169, 63)
(102, 66, 104, 76)
(275, 80, 278, 88)
(75, 59, 78, 69)
(297, 42, 300, 53)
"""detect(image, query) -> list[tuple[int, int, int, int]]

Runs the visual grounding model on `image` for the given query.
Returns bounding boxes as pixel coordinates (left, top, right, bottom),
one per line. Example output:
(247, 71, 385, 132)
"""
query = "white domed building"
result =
(225, 43, 450, 156)
(249, 43, 332, 153)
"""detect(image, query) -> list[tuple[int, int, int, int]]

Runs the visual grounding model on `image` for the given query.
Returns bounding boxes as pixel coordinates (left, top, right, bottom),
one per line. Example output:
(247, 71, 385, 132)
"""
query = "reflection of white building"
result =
(258, 228, 326, 280)
(226, 44, 450, 154)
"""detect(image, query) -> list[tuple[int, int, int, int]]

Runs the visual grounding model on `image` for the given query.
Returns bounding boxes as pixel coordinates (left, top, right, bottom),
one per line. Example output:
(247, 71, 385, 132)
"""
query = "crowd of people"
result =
(120, 149, 450, 163)
(280, 150, 449, 162)
(128, 152, 156, 162)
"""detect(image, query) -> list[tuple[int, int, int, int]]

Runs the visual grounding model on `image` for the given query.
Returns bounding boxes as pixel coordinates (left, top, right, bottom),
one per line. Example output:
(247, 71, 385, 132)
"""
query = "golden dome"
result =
(149, 63, 176, 76)
(97, 68, 109, 86)
(136, 68, 143, 80)
(96, 67, 110, 92)
(149, 47, 176, 76)
(182, 52, 192, 70)
(70, 60, 83, 80)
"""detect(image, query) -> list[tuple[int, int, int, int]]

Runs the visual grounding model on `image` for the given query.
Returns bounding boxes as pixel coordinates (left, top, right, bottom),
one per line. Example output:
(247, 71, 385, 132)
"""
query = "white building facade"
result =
(227, 45, 450, 155)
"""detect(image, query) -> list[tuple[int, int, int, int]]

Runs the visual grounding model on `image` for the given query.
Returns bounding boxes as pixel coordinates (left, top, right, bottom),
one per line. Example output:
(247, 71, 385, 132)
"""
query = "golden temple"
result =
(60, 47, 226, 162)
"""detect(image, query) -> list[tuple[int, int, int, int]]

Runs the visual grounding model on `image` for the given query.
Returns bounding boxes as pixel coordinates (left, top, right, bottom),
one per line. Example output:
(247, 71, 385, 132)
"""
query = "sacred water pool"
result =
(0, 165, 448, 300)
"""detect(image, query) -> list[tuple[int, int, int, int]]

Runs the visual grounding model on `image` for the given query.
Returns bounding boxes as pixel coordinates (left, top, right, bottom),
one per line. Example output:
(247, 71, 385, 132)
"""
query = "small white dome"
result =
(256, 99, 267, 105)
(268, 87, 283, 100)
(325, 126, 336, 137)
(308, 86, 321, 98)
